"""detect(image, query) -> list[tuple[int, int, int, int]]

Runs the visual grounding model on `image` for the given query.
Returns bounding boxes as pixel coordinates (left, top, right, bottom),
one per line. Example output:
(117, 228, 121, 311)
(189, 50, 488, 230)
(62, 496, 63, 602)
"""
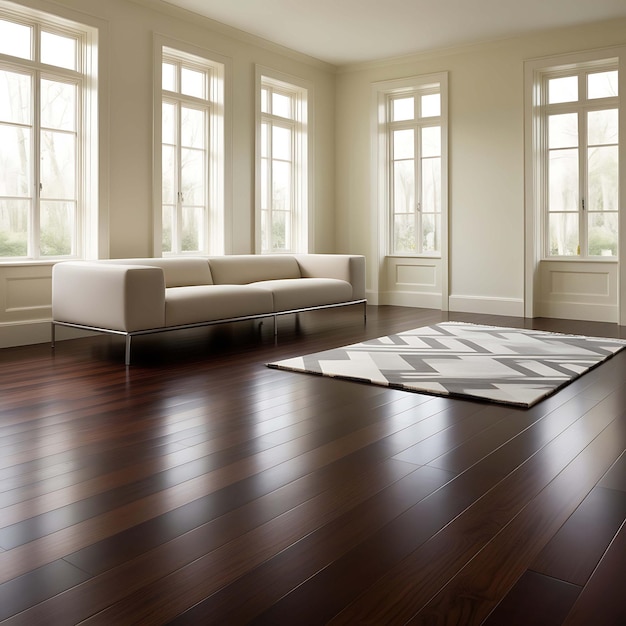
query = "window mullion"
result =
(267, 119, 273, 251)
(415, 123, 422, 254)
(175, 99, 182, 253)
(579, 108, 587, 257)
(31, 69, 41, 259)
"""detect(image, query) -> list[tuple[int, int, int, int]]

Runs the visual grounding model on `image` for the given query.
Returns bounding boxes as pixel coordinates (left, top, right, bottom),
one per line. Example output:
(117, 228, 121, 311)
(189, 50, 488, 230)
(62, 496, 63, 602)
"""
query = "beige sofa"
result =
(51, 254, 366, 364)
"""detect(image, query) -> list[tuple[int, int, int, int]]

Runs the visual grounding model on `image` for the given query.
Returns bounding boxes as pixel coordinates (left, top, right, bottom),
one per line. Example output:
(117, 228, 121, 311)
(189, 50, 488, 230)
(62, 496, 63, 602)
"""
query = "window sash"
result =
(258, 75, 307, 254)
(160, 49, 220, 256)
(388, 91, 442, 256)
(0, 13, 87, 261)
(540, 63, 619, 259)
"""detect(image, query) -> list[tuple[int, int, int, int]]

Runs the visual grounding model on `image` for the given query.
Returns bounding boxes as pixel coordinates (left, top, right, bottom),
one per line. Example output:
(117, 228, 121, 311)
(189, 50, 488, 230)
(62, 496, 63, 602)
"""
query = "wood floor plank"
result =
(255, 390, 625, 625)
(562, 519, 626, 625)
(0, 306, 624, 624)
(411, 416, 626, 625)
(0, 390, 459, 583)
(482, 570, 581, 626)
(529, 485, 626, 586)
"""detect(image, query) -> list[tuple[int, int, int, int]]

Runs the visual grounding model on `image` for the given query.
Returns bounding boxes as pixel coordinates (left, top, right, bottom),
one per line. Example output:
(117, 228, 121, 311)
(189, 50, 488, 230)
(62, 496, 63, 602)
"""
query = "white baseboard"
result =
(366, 291, 525, 316)
(448, 295, 525, 317)
(377, 290, 442, 309)
(0, 320, 94, 349)
(538, 301, 618, 324)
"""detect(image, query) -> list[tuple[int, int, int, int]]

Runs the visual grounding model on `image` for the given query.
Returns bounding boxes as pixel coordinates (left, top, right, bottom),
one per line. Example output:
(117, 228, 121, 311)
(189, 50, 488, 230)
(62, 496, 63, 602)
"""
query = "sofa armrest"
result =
(52, 262, 166, 332)
(294, 254, 366, 301)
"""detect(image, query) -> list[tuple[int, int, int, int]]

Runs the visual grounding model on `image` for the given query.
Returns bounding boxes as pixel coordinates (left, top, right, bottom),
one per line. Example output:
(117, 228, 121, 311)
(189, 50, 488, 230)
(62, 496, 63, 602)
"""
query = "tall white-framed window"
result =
(156, 44, 225, 256)
(533, 60, 620, 258)
(377, 75, 447, 257)
(256, 68, 311, 254)
(0, 4, 98, 260)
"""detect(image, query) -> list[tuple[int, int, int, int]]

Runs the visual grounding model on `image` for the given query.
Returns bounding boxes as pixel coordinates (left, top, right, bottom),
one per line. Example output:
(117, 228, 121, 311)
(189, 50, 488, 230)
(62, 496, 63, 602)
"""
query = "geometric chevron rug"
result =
(267, 322, 626, 407)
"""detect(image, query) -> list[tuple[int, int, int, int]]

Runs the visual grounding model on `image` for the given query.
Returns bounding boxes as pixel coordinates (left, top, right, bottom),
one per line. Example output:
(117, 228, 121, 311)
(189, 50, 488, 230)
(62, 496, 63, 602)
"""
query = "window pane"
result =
(421, 213, 439, 253)
(0, 69, 31, 124)
(548, 76, 577, 104)
(261, 122, 269, 158)
(181, 206, 203, 252)
(0, 198, 28, 256)
(549, 113, 578, 149)
(181, 107, 205, 148)
(180, 148, 204, 205)
(272, 161, 291, 211)
(162, 205, 173, 252)
(181, 67, 205, 99)
(421, 93, 440, 117)
(394, 214, 416, 254)
(261, 209, 269, 252)
(421, 157, 441, 213)
(393, 129, 414, 160)
(549, 212, 579, 256)
(162, 144, 175, 204)
(0, 125, 31, 196)
(588, 71, 618, 99)
(392, 97, 413, 122)
(549, 149, 578, 212)
(41, 80, 76, 131)
(41, 31, 76, 70)
(271, 210, 288, 251)
(272, 126, 291, 161)
(260, 158, 268, 210)
(162, 102, 175, 144)
(0, 19, 31, 60)
(272, 92, 291, 118)
(587, 109, 618, 146)
(40, 130, 76, 199)
(393, 160, 415, 214)
(261, 88, 269, 114)
(588, 145, 618, 212)
(40, 200, 73, 256)
(588, 212, 617, 256)
(421, 126, 440, 157)
(162, 62, 176, 91)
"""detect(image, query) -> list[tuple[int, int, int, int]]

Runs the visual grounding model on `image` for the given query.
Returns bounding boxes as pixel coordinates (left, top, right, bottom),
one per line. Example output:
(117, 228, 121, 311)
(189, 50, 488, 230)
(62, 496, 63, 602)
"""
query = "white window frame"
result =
(0, 2, 99, 261)
(255, 66, 312, 254)
(153, 38, 227, 256)
(524, 46, 626, 322)
(534, 59, 619, 260)
(373, 73, 448, 259)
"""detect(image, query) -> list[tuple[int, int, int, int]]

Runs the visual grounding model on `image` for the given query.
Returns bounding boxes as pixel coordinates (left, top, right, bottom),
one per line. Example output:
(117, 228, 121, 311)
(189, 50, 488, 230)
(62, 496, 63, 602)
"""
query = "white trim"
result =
(538, 301, 618, 324)
(449, 295, 525, 317)
(254, 65, 314, 254)
(152, 33, 231, 256)
(524, 45, 626, 323)
(370, 72, 449, 311)
(378, 290, 442, 309)
(0, 1, 103, 261)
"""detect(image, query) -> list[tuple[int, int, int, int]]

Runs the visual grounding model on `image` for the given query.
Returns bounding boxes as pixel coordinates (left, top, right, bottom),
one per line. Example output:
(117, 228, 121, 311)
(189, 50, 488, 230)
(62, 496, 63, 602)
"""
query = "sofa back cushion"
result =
(208, 254, 301, 285)
(104, 258, 213, 287)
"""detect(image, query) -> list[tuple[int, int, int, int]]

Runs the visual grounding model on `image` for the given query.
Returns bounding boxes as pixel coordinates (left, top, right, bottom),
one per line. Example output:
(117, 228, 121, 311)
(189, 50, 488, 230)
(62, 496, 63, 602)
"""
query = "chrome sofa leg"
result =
(125, 335, 132, 366)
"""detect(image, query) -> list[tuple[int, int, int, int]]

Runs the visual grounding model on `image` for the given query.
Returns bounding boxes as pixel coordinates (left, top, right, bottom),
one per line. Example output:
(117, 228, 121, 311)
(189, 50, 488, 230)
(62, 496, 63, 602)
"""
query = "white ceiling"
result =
(159, 0, 626, 65)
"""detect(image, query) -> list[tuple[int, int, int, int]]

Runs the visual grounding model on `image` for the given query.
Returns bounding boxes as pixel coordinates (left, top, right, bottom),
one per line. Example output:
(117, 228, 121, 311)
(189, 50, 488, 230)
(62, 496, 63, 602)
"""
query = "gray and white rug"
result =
(267, 322, 626, 407)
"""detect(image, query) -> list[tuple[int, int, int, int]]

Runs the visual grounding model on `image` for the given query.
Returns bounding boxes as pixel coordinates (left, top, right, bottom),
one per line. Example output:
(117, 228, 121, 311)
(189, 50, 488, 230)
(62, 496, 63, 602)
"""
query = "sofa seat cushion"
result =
(165, 285, 274, 327)
(251, 278, 353, 312)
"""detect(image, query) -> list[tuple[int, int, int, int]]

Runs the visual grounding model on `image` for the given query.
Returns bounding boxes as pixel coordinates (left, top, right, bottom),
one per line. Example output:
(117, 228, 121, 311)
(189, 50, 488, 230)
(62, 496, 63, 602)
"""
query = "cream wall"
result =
(335, 18, 626, 315)
(0, 0, 336, 346)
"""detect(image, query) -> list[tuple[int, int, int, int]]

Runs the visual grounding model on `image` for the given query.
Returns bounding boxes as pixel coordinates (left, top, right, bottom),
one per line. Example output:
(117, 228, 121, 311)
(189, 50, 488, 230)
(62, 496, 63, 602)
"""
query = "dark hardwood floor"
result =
(1, 305, 625, 625)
